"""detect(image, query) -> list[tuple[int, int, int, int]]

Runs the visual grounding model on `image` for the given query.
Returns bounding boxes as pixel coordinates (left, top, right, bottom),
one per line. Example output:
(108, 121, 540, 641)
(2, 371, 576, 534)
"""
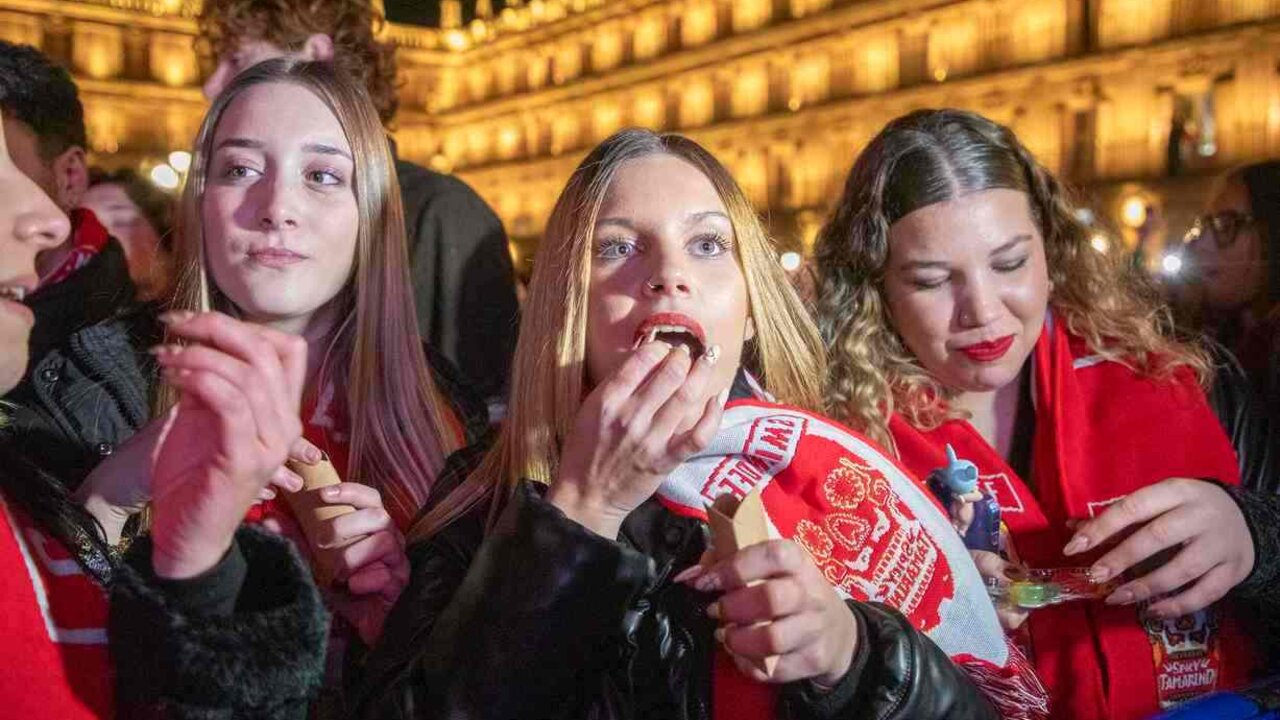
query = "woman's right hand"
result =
(148, 312, 309, 579)
(546, 341, 726, 539)
(76, 373, 320, 545)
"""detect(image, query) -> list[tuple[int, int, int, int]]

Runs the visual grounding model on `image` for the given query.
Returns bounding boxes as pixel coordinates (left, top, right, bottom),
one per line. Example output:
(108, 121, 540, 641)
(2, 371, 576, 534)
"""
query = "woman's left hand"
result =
(677, 540, 858, 687)
(313, 482, 410, 645)
(1063, 477, 1254, 619)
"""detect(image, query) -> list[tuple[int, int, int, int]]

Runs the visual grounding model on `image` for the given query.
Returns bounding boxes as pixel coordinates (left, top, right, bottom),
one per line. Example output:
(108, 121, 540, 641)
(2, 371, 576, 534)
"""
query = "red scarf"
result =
(0, 493, 111, 718)
(245, 380, 357, 529)
(247, 376, 467, 532)
(658, 392, 1048, 720)
(890, 316, 1257, 719)
(39, 208, 109, 289)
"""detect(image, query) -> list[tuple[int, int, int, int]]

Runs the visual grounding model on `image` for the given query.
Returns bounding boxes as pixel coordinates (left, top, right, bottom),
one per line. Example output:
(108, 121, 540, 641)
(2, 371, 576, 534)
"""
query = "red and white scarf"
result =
(890, 314, 1258, 719)
(0, 493, 111, 718)
(38, 208, 109, 289)
(657, 386, 1048, 720)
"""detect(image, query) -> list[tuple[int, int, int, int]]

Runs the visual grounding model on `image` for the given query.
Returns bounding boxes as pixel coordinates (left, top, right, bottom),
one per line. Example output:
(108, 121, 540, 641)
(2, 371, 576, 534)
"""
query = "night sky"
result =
(385, 0, 504, 27)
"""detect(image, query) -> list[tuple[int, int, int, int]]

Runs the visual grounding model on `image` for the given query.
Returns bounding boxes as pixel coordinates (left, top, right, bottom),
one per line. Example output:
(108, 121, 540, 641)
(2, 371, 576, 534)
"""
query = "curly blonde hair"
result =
(814, 109, 1207, 447)
(198, 0, 400, 125)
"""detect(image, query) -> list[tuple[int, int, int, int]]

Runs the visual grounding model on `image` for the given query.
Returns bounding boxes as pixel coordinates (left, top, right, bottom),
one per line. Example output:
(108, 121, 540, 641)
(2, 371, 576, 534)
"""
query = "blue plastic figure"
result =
(927, 444, 1002, 553)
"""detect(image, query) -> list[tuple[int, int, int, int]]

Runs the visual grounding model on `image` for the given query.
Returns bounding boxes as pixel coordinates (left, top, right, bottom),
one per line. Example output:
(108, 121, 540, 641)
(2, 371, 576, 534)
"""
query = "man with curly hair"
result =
(200, 0, 519, 409)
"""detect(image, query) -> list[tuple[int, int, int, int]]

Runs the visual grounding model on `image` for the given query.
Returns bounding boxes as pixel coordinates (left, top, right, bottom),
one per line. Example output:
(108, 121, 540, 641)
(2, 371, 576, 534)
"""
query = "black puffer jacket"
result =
(353, 446, 998, 720)
(2, 238, 160, 489)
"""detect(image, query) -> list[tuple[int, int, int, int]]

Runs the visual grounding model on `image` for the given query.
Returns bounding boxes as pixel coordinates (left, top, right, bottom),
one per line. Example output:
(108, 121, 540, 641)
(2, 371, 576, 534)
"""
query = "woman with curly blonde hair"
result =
(814, 108, 1268, 719)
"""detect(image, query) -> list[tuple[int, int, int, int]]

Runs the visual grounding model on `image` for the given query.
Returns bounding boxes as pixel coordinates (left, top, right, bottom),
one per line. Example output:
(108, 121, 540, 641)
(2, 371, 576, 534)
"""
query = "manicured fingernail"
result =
(675, 343, 691, 356)
(1090, 566, 1113, 583)
(321, 487, 339, 499)
(718, 389, 730, 406)
(1063, 534, 1090, 555)
(706, 602, 721, 619)
(713, 627, 726, 643)
(693, 573, 722, 593)
(673, 565, 706, 584)
(1106, 588, 1134, 605)
(703, 345, 721, 364)
(159, 310, 195, 325)
(306, 447, 322, 463)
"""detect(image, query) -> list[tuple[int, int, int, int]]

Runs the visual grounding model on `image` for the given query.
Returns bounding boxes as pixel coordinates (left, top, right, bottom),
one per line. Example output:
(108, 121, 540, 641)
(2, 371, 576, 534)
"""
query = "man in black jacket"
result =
(0, 83, 325, 719)
(0, 41, 161, 488)
(198, 0, 519, 407)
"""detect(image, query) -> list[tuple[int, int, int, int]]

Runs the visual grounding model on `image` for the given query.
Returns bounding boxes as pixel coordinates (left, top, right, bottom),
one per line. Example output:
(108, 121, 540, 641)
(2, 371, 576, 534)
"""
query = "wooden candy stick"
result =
(707, 485, 779, 677)
(282, 455, 358, 587)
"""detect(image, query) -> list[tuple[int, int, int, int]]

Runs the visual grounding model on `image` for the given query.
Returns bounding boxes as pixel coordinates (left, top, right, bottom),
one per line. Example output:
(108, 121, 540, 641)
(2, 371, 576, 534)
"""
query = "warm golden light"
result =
(73, 22, 123, 80)
(679, 77, 715, 128)
(497, 124, 521, 159)
(1097, 0, 1171, 47)
(792, 53, 830, 107)
(23, 0, 1280, 255)
(928, 18, 979, 81)
(633, 89, 666, 129)
(731, 65, 769, 118)
(553, 41, 582, 84)
(682, 0, 716, 47)
(0, 11, 43, 47)
(1010, 0, 1067, 63)
(593, 101, 622, 140)
(733, 0, 771, 32)
(1121, 196, 1148, 228)
(591, 24, 622, 71)
(551, 112, 579, 154)
(853, 33, 898, 93)
(633, 13, 667, 60)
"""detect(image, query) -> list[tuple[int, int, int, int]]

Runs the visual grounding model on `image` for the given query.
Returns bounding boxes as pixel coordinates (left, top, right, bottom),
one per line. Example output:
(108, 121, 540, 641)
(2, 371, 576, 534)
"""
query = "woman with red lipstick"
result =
(814, 108, 1271, 719)
(351, 128, 1049, 720)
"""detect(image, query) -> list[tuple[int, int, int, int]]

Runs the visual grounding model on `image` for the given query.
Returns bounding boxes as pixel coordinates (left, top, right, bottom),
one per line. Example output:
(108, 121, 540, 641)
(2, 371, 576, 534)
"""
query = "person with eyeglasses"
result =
(1185, 162, 1280, 419)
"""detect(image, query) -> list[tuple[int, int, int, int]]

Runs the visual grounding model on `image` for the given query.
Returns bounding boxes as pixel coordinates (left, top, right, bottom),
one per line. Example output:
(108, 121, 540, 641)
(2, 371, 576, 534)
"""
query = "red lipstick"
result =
(958, 335, 1015, 363)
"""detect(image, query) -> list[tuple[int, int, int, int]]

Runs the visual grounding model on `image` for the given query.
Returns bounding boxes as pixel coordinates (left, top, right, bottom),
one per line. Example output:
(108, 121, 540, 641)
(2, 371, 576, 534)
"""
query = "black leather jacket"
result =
(1206, 339, 1280, 659)
(1206, 337, 1278, 496)
(353, 444, 998, 720)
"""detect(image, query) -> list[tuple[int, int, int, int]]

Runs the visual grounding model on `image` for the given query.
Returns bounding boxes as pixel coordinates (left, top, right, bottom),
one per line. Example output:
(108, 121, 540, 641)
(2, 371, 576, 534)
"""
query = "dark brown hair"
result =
(814, 108, 1206, 443)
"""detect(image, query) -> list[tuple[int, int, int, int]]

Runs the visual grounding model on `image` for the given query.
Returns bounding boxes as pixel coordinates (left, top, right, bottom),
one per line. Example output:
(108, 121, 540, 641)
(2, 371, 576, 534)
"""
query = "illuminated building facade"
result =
(3, 0, 1280, 266)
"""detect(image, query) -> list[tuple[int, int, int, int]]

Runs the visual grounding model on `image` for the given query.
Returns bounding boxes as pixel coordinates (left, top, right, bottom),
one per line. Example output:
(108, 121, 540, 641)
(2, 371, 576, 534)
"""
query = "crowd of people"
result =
(0, 1, 1276, 718)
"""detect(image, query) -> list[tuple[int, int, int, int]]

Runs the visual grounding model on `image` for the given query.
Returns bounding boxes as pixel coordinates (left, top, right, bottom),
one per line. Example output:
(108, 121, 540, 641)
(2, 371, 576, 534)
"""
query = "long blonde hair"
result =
(164, 59, 463, 522)
(413, 128, 824, 540)
(815, 109, 1207, 446)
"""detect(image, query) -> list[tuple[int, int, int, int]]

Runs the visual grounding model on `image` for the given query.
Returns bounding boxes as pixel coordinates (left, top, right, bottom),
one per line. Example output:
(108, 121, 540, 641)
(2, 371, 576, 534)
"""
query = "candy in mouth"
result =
(632, 314, 708, 359)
